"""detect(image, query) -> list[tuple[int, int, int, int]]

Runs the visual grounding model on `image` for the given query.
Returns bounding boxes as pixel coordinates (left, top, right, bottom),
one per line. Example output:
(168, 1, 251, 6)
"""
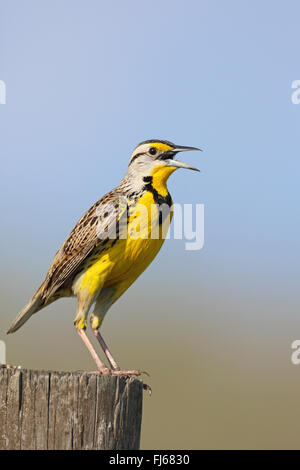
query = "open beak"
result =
(167, 145, 201, 172)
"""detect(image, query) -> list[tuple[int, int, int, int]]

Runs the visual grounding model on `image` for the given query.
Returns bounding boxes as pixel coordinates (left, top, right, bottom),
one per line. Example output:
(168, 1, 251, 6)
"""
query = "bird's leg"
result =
(93, 328, 120, 370)
(77, 328, 110, 374)
(75, 290, 113, 374)
(90, 291, 148, 377)
(92, 328, 147, 377)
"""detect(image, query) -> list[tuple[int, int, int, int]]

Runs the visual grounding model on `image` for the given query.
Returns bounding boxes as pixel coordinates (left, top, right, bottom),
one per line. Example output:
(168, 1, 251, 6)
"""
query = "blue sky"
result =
(1, 1, 300, 448)
(1, 1, 299, 268)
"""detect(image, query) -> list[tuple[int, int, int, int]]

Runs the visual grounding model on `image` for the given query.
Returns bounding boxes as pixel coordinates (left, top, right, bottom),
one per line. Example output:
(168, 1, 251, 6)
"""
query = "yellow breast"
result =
(75, 188, 173, 297)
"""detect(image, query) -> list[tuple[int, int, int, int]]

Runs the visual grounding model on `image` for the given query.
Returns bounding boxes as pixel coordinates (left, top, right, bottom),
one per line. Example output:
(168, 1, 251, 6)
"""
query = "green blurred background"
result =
(1, 1, 300, 449)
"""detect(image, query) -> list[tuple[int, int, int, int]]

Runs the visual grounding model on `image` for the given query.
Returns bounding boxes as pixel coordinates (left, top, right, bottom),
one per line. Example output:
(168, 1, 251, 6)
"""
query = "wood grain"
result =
(0, 366, 143, 450)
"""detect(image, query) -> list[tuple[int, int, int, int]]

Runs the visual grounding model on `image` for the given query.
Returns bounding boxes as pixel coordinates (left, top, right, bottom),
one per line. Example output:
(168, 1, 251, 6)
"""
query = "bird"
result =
(7, 139, 200, 376)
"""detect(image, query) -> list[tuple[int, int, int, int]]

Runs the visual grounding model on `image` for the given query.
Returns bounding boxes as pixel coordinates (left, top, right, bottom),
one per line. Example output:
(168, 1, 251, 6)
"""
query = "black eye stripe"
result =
(129, 148, 175, 166)
(129, 152, 145, 165)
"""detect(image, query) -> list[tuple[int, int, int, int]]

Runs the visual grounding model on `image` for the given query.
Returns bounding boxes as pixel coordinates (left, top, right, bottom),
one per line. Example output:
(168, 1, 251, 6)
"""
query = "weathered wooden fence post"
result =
(0, 366, 143, 450)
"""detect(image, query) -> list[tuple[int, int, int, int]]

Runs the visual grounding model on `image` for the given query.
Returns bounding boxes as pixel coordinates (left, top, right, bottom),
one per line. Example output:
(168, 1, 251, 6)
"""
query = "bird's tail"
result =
(7, 286, 45, 334)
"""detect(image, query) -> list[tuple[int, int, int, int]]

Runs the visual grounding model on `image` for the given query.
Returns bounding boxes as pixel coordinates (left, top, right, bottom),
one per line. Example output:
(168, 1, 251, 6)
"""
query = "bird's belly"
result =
(106, 234, 165, 286)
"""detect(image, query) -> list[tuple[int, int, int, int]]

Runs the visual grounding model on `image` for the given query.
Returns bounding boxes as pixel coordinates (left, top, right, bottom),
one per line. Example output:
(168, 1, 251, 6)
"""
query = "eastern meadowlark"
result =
(7, 140, 200, 375)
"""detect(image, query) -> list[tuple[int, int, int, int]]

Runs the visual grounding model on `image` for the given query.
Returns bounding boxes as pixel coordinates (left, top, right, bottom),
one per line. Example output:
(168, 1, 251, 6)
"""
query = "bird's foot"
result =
(0, 364, 22, 369)
(110, 369, 149, 377)
(90, 368, 149, 377)
(107, 369, 152, 395)
(97, 366, 112, 375)
(86, 368, 152, 394)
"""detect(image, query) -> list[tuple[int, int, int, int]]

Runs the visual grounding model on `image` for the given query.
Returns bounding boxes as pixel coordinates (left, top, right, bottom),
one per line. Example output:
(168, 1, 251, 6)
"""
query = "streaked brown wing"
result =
(42, 190, 127, 300)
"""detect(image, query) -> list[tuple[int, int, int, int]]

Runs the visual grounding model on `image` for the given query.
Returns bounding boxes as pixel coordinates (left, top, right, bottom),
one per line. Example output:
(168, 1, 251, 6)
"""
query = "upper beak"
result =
(167, 145, 202, 172)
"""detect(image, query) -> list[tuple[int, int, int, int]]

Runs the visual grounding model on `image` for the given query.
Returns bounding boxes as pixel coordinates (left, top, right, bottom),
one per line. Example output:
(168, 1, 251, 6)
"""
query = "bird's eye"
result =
(149, 147, 157, 156)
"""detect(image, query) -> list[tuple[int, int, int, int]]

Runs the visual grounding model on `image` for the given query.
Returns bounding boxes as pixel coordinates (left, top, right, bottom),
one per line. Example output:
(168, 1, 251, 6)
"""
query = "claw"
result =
(140, 370, 150, 377)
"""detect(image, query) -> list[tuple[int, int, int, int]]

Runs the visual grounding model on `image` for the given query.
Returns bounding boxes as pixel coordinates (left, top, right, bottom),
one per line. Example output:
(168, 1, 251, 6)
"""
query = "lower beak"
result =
(167, 145, 201, 172)
(167, 159, 200, 172)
